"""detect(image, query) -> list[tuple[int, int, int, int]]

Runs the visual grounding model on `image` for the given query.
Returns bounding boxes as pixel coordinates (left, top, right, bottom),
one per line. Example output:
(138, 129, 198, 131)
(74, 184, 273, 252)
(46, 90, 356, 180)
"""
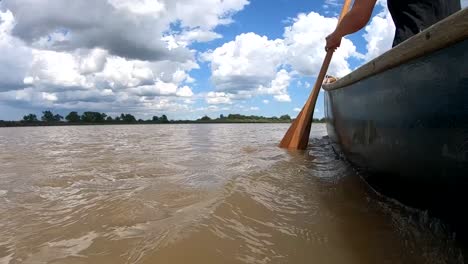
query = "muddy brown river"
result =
(0, 124, 463, 263)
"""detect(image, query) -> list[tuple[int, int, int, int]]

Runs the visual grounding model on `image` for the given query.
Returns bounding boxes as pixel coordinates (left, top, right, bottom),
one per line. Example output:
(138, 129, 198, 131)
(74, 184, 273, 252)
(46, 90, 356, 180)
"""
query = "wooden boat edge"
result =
(323, 8, 468, 91)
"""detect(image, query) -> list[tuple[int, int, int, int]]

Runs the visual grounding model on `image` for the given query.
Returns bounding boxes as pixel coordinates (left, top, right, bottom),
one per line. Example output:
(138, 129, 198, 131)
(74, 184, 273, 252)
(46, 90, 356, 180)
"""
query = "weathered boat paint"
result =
(324, 39, 468, 235)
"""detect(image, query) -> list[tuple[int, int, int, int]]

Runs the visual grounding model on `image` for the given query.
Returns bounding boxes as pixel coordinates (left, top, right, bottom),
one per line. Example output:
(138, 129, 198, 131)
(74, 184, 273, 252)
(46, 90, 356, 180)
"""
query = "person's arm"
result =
(325, 0, 377, 51)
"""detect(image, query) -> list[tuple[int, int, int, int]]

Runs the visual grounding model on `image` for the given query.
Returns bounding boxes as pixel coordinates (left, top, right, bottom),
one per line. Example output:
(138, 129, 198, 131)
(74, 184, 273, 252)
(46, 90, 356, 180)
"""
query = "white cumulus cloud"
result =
(257, 69, 292, 102)
(0, 0, 249, 117)
(283, 12, 360, 77)
(203, 32, 287, 93)
(206, 92, 233, 105)
(202, 11, 361, 104)
(362, 0, 395, 61)
(0, 10, 32, 92)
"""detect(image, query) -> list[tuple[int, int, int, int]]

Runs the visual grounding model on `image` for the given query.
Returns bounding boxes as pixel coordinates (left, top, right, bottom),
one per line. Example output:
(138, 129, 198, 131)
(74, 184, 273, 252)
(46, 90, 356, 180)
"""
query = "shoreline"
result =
(0, 120, 326, 128)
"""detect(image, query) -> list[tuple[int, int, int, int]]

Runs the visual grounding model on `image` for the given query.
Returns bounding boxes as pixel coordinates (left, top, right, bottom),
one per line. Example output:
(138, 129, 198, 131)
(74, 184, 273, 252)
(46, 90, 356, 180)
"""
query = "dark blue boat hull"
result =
(325, 40, 468, 232)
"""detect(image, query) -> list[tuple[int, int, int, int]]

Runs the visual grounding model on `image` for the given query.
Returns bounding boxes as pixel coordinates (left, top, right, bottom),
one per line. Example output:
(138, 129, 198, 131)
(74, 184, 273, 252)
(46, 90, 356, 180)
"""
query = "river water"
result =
(0, 124, 464, 264)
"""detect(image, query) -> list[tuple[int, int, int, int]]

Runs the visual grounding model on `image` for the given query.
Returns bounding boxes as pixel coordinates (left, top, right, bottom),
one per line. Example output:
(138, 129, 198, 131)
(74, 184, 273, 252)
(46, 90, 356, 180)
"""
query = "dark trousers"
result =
(387, 0, 461, 46)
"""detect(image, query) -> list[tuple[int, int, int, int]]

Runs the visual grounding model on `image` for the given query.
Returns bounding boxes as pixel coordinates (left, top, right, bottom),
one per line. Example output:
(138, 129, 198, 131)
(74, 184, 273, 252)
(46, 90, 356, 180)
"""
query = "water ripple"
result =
(0, 124, 463, 264)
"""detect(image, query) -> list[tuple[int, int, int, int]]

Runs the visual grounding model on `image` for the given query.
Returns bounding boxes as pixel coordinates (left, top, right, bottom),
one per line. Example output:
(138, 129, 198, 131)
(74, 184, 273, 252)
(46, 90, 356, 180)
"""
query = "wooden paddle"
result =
(279, 0, 352, 150)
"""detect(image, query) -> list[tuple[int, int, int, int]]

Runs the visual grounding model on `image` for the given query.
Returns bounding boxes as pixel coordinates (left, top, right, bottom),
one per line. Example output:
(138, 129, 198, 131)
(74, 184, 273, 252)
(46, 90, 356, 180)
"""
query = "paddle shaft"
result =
(279, 0, 352, 150)
(279, 52, 334, 149)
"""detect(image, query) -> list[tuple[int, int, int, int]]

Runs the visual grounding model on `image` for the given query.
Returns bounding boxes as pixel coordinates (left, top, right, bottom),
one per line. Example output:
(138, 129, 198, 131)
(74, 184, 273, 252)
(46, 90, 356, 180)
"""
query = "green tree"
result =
(219, 114, 225, 119)
(280, 115, 291, 120)
(65, 111, 81, 122)
(81, 112, 104, 123)
(106, 116, 113, 122)
(120, 113, 136, 123)
(200, 115, 211, 121)
(53, 114, 63, 121)
(160, 115, 169, 123)
(41, 111, 55, 122)
(23, 114, 38, 122)
(152, 116, 159, 122)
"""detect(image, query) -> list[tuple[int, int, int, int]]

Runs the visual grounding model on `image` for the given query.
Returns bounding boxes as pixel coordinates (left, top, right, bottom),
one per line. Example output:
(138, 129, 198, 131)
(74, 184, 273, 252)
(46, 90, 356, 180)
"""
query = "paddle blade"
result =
(279, 100, 316, 150)
(278, 110, 302, 148)
(278, 0, 352, 150)
(279, 53, 332, 150)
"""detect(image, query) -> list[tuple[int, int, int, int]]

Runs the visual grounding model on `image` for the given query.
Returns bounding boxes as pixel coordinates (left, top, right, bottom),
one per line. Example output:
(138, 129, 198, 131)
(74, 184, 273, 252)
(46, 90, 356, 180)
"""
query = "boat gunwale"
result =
(323, 8, 468, 91)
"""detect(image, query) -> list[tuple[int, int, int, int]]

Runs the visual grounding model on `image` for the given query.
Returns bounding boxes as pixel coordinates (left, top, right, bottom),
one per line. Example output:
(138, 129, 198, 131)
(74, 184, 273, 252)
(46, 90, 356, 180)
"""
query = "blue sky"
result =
(187, 0, 379, 119)
(1, 0, 461, 121)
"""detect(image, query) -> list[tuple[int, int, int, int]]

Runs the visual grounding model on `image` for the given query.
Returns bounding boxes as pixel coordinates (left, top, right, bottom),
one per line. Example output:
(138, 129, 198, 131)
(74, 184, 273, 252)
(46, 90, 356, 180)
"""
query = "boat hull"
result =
(325, 40, 468, 227)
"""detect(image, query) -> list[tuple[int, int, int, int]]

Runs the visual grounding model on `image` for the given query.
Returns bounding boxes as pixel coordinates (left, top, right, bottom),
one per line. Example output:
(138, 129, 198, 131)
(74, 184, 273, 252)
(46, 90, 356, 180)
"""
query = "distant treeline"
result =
(0, 111, 326, 127)
(192, 114, 292, 123)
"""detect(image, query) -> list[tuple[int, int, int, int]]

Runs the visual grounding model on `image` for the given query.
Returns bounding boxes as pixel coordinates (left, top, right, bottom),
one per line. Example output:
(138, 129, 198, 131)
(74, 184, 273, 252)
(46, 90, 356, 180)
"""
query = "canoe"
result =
(322, 9, 468, 230)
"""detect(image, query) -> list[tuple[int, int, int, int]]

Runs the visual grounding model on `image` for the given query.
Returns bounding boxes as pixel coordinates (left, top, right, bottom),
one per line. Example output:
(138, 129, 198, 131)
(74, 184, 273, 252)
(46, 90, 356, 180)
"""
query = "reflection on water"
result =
(0, 124, 463, 263)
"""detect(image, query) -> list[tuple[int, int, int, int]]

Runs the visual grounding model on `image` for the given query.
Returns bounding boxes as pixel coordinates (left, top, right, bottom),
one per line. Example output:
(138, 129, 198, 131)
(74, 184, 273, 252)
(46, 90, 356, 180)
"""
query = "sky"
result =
(0, 0, 466, 121)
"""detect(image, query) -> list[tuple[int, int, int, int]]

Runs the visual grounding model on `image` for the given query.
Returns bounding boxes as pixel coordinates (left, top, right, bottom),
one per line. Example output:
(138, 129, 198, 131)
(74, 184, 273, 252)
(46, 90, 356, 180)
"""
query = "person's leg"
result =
(388, 0, 461, 47)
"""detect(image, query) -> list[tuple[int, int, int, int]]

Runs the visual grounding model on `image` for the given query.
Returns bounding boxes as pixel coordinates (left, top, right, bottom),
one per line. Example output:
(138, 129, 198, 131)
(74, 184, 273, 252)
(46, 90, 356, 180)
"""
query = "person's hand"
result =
(325, 32, 342, 52)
